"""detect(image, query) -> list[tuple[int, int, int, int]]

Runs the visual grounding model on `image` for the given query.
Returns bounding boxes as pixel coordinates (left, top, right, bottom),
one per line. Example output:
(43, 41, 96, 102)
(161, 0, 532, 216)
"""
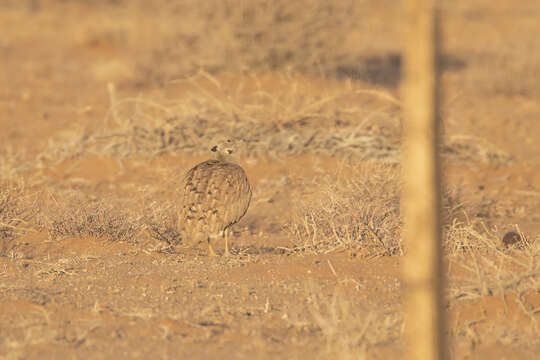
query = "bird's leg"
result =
(224, 229, 230, 257)
(208, 237, 217, 257)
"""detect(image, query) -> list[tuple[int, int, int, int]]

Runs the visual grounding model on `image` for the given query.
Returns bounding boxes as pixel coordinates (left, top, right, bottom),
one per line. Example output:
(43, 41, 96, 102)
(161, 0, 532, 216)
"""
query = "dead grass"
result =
(20, 73, 513, 179)
(0, 180, 38, 256)
(286, 164, 539, 354)
(288, 164, 401, 257)
(141, 201, 182, 248)
(38, 194, 142, 243)
(29, 186, 185, 252)
(28, 75, 401, 166)
(286, 163, 482, 257)
(446, 221, 539, 300)
(442, 218, 540, 353)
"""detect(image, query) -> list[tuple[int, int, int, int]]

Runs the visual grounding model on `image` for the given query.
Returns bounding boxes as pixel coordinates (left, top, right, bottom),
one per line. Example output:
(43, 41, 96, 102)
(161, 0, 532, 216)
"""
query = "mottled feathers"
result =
(178, 139, 252, 251)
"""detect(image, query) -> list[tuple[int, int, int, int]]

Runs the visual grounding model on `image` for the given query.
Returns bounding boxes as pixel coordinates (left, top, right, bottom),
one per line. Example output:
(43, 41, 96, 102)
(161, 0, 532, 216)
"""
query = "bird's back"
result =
(180, 160, 252, 243)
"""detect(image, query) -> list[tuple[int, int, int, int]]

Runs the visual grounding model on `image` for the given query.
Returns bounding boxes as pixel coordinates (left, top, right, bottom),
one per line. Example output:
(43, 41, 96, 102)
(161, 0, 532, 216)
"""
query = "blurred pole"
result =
(402, 0, 446, 359)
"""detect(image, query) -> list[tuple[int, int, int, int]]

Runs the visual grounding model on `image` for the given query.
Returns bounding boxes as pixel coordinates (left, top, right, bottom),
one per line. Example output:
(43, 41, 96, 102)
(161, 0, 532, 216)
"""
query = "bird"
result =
(178, 138, 252, 256)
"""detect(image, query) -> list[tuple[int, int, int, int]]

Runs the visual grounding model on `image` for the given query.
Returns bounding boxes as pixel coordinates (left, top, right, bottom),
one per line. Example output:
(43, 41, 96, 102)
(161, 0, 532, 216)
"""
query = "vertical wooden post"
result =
(402, 0, 446, 360)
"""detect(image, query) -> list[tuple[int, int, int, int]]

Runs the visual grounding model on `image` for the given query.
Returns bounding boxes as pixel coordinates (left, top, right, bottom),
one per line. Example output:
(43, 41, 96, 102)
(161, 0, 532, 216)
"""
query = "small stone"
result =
(502, 231, 522, 247)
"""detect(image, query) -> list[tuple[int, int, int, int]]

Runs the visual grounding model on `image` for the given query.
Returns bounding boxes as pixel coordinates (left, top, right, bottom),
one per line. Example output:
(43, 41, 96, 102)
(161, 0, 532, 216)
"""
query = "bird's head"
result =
(211, 138, 238, 163)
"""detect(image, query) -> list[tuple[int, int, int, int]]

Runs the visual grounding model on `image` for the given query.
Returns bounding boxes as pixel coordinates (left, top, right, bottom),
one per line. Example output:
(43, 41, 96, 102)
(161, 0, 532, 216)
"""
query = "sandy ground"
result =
(1, 1, 539, 359)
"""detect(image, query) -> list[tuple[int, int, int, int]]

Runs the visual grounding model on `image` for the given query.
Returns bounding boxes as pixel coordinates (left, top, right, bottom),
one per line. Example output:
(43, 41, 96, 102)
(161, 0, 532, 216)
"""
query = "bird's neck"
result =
(216, 153, 237, 163)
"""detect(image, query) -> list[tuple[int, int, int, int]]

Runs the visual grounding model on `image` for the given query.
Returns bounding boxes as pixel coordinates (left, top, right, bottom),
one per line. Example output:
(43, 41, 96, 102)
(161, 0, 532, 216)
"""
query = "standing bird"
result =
(179, 139, 252, 256)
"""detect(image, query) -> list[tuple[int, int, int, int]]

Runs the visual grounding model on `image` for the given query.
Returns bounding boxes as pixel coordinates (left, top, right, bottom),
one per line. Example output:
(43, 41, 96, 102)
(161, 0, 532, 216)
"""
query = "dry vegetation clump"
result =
(0, 181, 38, 256)
(288, 164, 401, 256)
(29, 78, 402, 166)
(289, 166, 539, 352)
(446, 222, 539, 299)
(141, 201, 182, 249)
(27, 78, 512, 175)
(441, 202, 540, 351)
(38, 194, 142, 243)
(35, 189, 184, 250)
(445, 230, 540, 353)
(287, 157, 525, 257)
(287, 164, 475, 257)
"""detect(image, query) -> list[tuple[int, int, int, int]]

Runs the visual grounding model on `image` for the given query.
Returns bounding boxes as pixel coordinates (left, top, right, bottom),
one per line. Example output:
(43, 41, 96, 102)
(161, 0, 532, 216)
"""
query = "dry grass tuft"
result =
(288, 164, 401, 256)
(446, 221, 539, 300)
(34, 78, 402, 164)
(444, 223, 540, 353)
(287, 164, 473, 257)
(0, 181, 38, 256)
(26, 74, 510, 173)
(39, 195, 142, 243)
(36, 189, 185, 250)
(141, 201, 182, 248)
(289, 170, 539, 353)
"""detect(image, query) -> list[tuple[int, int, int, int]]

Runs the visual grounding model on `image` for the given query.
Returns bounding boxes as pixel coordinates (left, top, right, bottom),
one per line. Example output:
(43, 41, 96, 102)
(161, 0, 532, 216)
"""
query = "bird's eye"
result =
(227, 149, 233, 154)
(211, 146, 218, 152)
(226, 139, 232, 143)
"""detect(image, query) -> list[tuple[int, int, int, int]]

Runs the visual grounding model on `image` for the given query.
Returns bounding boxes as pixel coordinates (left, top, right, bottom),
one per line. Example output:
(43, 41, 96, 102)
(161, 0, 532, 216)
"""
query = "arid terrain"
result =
(1, 1, 539, 359)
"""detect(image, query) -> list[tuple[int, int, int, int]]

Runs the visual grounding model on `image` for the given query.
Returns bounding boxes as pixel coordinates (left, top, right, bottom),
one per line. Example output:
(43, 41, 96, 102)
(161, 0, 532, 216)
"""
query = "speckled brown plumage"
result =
(178, 139, 252, 256)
